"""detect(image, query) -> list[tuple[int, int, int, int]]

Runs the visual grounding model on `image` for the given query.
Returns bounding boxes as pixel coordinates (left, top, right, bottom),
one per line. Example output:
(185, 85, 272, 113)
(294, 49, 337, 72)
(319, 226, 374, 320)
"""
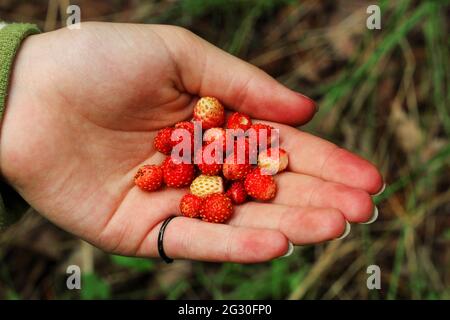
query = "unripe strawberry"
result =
(200, 193, 233, 223)
(258, 147, 289, 175)
(180, 193, 203, 218)
(193, 97, 225, 129)
(244, 168, 277, 201)
(190, 175, 224, 197)
(162, 156, 195, 188)
(226, 112, 252, 131)
(134, 165, 163, 192)
(154, 127, 174, 155)
(226, 181, 247, 204)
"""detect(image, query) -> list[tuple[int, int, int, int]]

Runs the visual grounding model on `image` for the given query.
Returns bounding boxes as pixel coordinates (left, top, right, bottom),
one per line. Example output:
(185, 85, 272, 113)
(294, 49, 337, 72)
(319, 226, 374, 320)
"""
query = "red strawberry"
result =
(154, 127, 174, 155)
(226, 138, 258, 165)
(172, 121, 195, 157)
(226, 181, 247, 204)
(162, 156, 195, 188)
(174, 121, 194, 133)
(227, 112, 252, 131)
(223, 150, 252, 181)
(134, 165, 163, 191)
(196, 145, 222, 175)
(200, 193, 233, 223)
(180, 194, 203, 218)
(203, 127, 226, 150)
(172, 121, 195, 145)
(193, 97, 225, 129)
(244, 168, 277, 201)
(258, 147, 289, 175)
(248, 123, 275, 150)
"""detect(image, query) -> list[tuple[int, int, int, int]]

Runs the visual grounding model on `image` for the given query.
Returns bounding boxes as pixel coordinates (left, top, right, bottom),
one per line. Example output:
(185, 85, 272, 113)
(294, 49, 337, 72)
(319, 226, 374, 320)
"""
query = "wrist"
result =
(0, 32, 41, 189)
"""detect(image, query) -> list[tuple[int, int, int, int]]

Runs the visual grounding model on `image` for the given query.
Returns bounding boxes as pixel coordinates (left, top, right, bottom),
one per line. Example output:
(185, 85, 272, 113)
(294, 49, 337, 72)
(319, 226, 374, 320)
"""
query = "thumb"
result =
(158, 26, 317, 126)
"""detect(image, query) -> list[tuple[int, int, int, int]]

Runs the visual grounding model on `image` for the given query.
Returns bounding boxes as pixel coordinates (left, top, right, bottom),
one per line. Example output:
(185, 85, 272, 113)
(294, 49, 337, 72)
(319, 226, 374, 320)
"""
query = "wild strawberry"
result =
(203, 127, 226, 150)
(226, 138, 258, 164)
(193, 97, 225, 129)
(172, 121, 195, 157)
(226, 181, 247, 204)
(162, 156, 195, 188)
(258, 147, 289, 175)
(174, 121, 194, 134)
(190, 175, 224, 197)
(248, 123, 275, 150)
(134, 165, 163, 192)
(196, 145, 222, 176)
(200, 193, 233, 223)
(244, 168, 277, 201)
(223, 152, 252, 181)
(226, 112, 252, 131)
(179, 193, 203, 218)
(154, 127, 174, 155)
(172, 121, 195, 145)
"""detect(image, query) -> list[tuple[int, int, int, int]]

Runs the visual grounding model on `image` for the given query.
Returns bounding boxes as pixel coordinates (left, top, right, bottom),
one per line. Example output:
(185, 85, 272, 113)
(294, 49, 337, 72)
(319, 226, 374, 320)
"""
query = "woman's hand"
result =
(0, 22, 383, 263)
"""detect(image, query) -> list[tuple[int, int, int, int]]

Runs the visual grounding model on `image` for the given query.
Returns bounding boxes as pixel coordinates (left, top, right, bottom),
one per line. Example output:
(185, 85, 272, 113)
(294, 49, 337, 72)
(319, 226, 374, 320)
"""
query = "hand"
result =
(0, 22, 383, 263)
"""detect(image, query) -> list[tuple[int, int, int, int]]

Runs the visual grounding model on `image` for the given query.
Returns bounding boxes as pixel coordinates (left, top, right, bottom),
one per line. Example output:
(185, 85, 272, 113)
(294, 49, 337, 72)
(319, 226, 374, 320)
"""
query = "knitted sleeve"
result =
(0, 22, 41, 231)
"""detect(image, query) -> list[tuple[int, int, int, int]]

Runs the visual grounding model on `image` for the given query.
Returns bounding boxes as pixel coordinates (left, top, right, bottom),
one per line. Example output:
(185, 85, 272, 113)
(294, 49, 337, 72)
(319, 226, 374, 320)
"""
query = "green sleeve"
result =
(0, 22, 41, 231)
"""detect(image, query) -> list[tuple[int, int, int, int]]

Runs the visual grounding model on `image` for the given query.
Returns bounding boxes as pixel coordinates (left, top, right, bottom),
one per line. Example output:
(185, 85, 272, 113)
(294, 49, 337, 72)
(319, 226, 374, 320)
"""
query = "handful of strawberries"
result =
(134, 97, 289, 224)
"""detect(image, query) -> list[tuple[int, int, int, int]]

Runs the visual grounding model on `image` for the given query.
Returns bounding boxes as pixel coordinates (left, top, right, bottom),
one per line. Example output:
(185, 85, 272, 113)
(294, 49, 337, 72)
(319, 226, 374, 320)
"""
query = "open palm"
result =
(0, 22, 383, 263)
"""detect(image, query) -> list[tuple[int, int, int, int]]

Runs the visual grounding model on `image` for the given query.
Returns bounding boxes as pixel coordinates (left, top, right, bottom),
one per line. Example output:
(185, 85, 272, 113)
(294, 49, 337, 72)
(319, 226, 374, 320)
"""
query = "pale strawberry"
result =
(134, 165, 163, 192)
(190, 175, 224, 197)
(193, 97, 225, 129)
(244, 168, 277, 201)
(258, 147, 289, 175)
(200, 193, 233, 223)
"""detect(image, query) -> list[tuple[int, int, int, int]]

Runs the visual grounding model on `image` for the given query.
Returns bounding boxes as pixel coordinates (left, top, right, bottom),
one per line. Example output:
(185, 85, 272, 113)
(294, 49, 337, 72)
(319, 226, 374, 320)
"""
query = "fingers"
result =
(155, 26, 316, 125)
(273, 172, 375, 223)
(138, 217, 289, 263)
(228, 203, 347, 244)
(262, 120, 384, 194)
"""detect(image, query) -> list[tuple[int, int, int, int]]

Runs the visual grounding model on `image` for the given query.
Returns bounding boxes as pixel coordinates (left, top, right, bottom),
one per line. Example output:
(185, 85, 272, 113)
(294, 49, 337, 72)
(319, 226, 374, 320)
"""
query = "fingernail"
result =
(374, 183, 386, 197)
(297, 93, 318, 113)
(360, 206, 379, 225)
(280, 241, 294, 258)
(336, 221, 351, 240)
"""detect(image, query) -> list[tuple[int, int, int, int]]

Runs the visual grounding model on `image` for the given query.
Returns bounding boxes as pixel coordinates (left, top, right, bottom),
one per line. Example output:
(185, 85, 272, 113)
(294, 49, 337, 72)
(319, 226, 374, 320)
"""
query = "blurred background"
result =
(0, 0, 449, 300)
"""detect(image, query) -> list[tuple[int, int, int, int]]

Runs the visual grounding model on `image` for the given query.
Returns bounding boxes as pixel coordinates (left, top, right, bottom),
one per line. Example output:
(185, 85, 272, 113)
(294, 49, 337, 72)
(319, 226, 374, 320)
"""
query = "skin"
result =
(0, 22, 383, 263)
